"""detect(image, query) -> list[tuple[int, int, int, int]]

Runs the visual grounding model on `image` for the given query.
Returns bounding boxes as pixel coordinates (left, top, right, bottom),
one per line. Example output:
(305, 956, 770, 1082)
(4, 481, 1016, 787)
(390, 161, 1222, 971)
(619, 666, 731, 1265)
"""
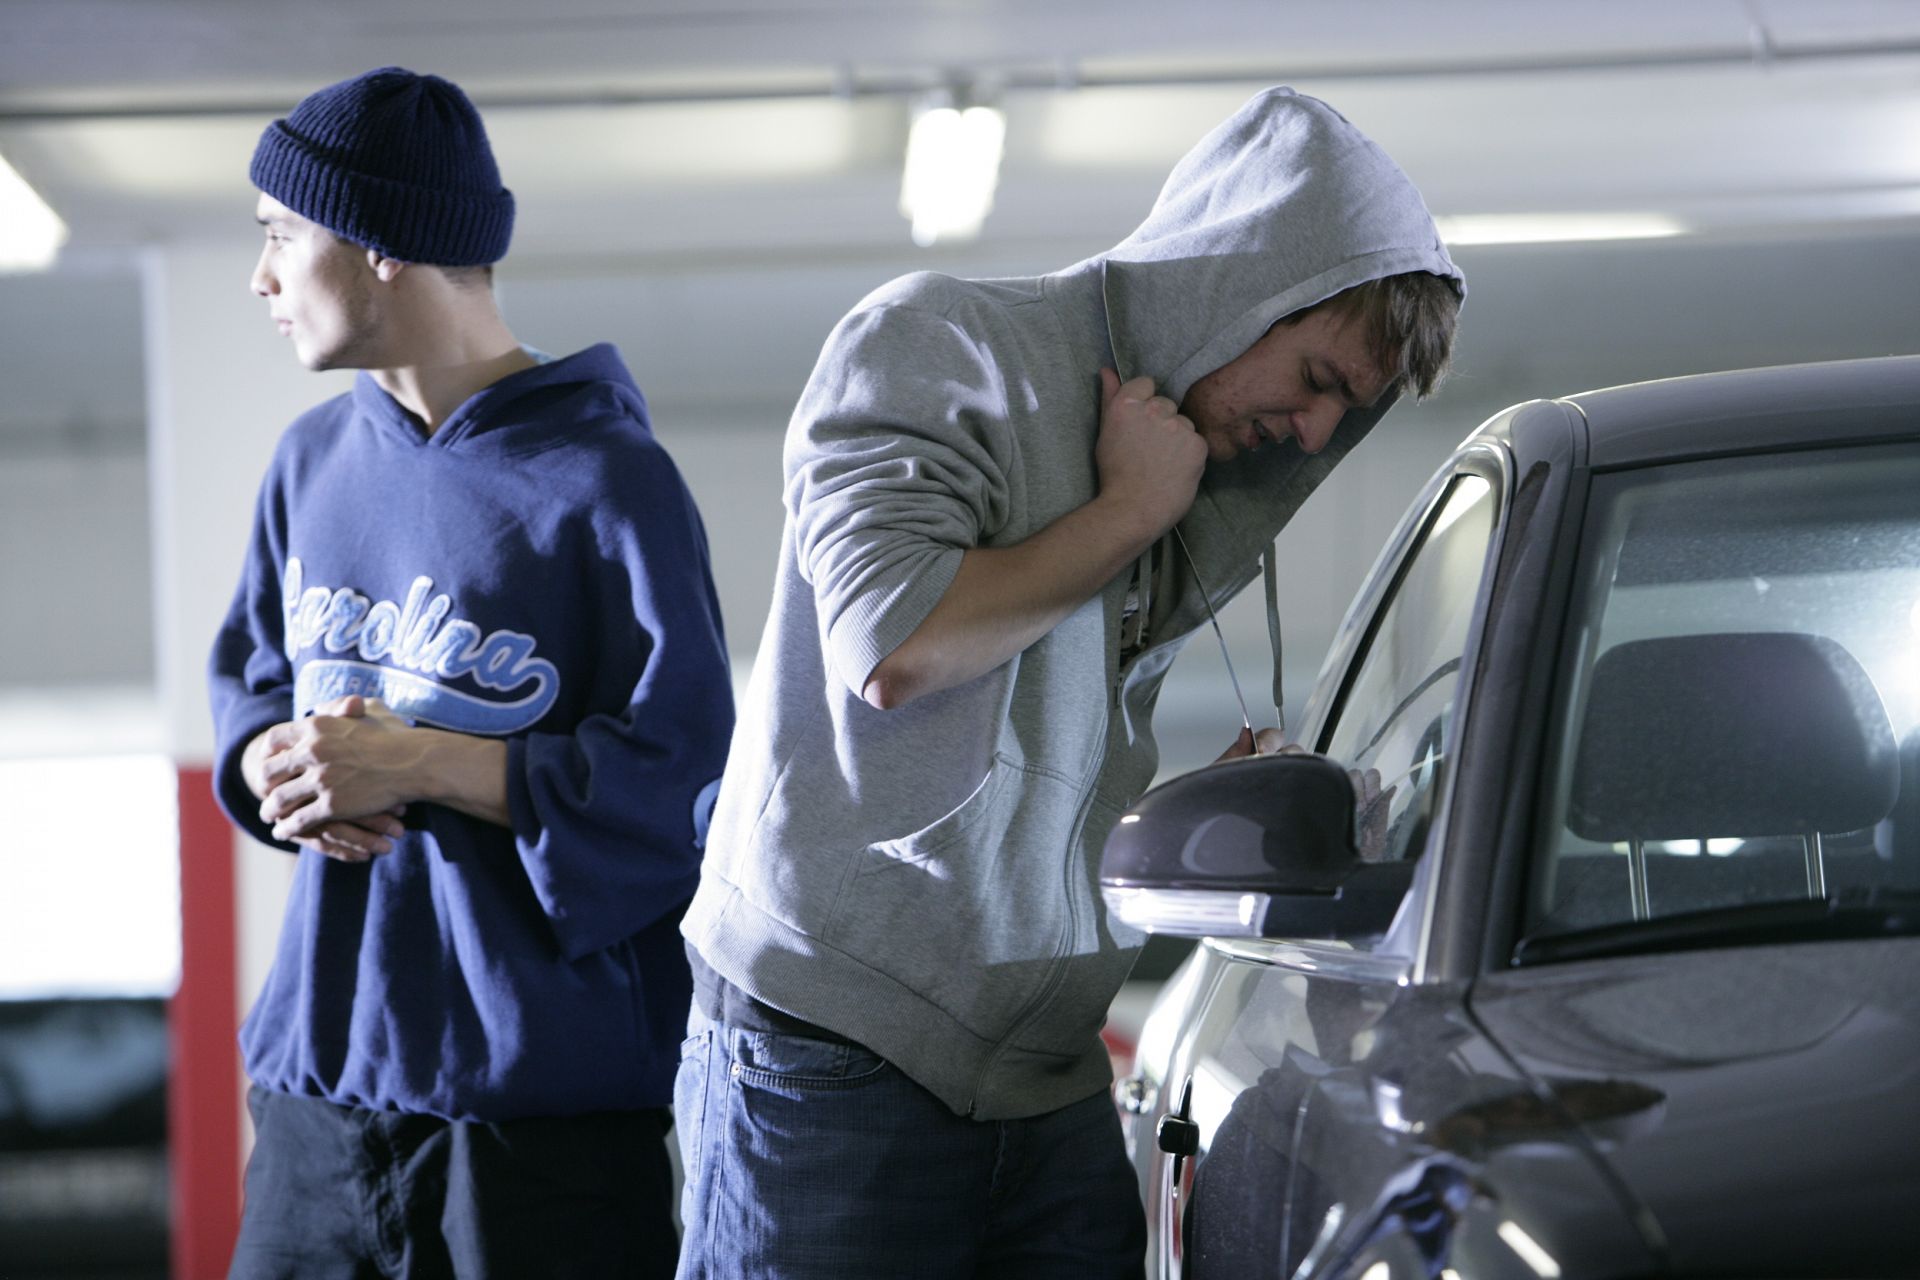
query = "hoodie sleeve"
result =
(207, 460, 301, 853)
(505, 444, 735, 963)
(785, 298, 1017, 697)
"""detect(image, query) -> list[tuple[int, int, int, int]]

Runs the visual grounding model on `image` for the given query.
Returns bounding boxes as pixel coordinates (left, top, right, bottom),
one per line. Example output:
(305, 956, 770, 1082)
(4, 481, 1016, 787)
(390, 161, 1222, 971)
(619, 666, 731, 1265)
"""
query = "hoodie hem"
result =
(683, 875, 1111, 1121)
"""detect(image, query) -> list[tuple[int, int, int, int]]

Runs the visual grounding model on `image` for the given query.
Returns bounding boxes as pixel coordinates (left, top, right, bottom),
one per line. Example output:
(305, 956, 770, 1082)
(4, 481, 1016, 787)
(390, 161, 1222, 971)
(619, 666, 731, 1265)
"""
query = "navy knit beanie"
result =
(251, 67, 514, 266)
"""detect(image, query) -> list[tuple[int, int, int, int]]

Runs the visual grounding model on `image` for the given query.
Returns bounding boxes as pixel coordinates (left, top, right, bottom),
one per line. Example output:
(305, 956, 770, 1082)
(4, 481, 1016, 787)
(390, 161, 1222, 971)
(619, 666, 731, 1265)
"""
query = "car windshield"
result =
(1522, 441, 1920, 958)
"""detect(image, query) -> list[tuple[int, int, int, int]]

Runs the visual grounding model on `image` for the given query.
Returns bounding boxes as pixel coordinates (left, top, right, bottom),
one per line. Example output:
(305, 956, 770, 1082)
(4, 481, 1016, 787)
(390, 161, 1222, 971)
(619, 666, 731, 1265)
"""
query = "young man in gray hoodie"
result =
(677, 87, 1463, 1277)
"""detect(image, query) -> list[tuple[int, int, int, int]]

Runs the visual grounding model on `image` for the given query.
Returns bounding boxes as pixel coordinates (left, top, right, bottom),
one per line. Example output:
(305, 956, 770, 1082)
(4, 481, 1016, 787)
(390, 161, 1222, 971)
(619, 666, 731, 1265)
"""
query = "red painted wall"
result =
(168, 766, 240, 1278)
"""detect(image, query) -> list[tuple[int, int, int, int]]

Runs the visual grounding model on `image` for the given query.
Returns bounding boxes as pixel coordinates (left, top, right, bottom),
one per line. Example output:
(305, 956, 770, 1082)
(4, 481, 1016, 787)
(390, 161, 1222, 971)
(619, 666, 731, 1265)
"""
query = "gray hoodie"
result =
(683, 88, 1462, 1119)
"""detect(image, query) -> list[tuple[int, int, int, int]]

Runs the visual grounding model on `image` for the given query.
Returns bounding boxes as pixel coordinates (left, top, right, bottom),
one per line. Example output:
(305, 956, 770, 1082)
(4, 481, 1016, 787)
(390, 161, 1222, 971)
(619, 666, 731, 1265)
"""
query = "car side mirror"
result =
(1100, 753, 1415, 941)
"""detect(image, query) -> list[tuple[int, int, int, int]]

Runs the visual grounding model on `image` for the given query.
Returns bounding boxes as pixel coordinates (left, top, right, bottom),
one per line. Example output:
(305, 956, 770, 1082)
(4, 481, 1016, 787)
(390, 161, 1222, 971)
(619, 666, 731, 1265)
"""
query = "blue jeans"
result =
(673, 1007, 1145, 1279)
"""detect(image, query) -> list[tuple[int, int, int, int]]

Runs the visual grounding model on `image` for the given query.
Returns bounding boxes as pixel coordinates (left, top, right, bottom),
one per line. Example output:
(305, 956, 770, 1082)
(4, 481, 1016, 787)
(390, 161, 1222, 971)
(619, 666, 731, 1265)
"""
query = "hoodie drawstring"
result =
(1136, 542, 1155, 648)
(1262, 542, 1285, 737)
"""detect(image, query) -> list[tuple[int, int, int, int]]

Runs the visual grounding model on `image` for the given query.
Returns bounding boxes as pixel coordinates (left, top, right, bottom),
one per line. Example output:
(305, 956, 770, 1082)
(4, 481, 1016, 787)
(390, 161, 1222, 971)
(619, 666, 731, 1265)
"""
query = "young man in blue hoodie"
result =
(207, 67, 734, 1278)
(678, 89, 1462, 1277)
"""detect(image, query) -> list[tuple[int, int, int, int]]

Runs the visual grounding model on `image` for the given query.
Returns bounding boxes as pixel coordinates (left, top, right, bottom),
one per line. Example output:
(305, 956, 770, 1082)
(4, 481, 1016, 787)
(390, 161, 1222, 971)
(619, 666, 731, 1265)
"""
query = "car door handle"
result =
(1156, 1077, 1199, 1158)
(1156, 1112, 1199, 1158)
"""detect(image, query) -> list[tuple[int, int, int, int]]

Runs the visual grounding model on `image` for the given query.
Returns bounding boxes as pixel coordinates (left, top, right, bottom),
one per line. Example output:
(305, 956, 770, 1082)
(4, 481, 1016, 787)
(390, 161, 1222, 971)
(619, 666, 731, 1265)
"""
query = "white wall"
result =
(0, 454, 152, 685)
(0, 266, 151, 691)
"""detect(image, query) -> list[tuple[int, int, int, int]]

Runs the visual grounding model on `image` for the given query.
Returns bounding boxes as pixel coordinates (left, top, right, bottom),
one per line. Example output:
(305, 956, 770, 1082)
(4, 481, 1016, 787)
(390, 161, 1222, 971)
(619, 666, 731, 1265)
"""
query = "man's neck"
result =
(371, 337, 538, 435)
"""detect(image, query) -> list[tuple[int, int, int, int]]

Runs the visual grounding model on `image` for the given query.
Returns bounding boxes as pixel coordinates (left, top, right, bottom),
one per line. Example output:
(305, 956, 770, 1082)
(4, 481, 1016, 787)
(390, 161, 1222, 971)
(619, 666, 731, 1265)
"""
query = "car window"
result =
(1319, 471, 1499, 864)
(1525, 443, 1920, 944)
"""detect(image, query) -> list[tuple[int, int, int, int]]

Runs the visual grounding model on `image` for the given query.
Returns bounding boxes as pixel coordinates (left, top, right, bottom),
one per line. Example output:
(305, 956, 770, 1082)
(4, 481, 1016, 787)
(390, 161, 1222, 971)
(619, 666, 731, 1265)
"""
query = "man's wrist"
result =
(413, 727, 469, 804)
(1086, 489, 1174, 563)
(412, 728, 511, 826)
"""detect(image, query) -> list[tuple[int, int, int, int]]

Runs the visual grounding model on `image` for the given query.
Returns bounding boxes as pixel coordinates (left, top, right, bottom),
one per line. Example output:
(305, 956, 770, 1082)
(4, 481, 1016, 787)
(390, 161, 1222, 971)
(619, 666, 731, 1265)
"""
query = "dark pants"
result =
(229, 1085, 676, 1280)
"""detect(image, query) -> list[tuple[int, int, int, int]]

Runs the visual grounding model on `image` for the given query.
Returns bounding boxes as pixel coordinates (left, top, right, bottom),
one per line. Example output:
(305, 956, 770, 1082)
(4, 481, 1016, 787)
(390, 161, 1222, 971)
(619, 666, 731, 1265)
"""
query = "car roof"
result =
(1544, 354, 1920, 469)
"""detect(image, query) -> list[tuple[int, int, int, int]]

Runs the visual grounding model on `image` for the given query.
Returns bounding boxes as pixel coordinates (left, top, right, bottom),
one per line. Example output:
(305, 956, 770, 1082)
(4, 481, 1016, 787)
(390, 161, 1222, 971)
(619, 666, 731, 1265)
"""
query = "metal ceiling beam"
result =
(4, 35, 1919, 124)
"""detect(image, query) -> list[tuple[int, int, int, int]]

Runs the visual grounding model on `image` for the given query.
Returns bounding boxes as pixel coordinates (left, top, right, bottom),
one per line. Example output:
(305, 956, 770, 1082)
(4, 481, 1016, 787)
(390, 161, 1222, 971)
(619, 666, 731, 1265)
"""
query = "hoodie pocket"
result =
(825, 752, 1084, 1039)
(865, 753, 1015, 867)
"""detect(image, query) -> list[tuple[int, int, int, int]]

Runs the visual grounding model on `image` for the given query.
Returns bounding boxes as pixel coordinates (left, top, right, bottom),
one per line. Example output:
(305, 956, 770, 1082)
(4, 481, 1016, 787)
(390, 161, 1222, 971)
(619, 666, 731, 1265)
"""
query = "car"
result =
(1100, 355, 1920, 1280)
(0, 997, 170, 1277)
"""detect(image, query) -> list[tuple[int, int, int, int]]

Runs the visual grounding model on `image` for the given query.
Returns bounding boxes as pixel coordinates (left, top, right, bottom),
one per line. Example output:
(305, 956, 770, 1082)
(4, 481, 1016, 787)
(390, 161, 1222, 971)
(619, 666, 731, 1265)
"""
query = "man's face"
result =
(1180, 305, 1392, 463)
(249, 195, 382, 371)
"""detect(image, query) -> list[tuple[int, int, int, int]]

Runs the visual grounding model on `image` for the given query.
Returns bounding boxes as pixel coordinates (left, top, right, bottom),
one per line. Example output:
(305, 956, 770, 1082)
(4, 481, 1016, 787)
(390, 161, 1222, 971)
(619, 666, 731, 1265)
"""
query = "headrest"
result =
(1568, 632, 1897, 842)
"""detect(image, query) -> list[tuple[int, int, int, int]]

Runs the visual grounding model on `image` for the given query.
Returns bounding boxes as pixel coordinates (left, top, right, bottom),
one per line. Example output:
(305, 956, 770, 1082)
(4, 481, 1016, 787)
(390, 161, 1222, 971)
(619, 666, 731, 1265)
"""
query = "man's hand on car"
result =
(1211, 725, 1289, 761)
(1208, 731, 1399, 859)
(1351, 764, 1396, 861)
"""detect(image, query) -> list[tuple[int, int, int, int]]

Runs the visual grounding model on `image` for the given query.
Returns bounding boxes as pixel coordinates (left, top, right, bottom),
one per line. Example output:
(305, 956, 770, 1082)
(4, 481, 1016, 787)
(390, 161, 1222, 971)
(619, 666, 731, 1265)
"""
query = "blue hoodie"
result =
(209, 343, 734, 1121)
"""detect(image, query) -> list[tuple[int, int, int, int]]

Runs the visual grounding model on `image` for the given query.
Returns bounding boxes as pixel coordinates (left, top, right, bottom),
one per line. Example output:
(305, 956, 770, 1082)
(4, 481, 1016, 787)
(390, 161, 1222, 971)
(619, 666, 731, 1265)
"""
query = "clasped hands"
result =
(242, 695, 417, 862)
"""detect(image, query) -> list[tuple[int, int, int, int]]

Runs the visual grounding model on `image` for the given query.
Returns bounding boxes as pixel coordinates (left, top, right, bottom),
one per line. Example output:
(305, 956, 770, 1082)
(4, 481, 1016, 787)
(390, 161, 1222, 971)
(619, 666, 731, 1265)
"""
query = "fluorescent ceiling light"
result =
(0, 150, 70, 272)
(1497, 1219, 1564, 1279)
(1434, 212, 1686, 246)
(899, 101, 1006, 247)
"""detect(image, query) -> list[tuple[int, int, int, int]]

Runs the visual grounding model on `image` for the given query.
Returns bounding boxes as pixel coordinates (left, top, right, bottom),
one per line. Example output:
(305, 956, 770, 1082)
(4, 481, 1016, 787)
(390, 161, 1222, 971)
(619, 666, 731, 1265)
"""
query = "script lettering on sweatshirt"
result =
(281, 557, 560, 735)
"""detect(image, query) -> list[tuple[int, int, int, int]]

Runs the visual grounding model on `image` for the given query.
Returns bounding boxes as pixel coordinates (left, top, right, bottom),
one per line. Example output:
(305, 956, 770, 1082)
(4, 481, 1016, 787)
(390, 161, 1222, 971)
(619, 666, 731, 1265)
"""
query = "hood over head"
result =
(1103, 87, 1462, 407)
(1098, 89, 1463, 723)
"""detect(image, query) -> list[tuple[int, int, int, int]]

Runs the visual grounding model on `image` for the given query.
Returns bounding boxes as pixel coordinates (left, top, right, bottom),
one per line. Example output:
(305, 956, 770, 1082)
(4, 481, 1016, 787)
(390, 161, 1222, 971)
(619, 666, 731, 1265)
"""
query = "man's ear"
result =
(366, 249, 407, 283)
